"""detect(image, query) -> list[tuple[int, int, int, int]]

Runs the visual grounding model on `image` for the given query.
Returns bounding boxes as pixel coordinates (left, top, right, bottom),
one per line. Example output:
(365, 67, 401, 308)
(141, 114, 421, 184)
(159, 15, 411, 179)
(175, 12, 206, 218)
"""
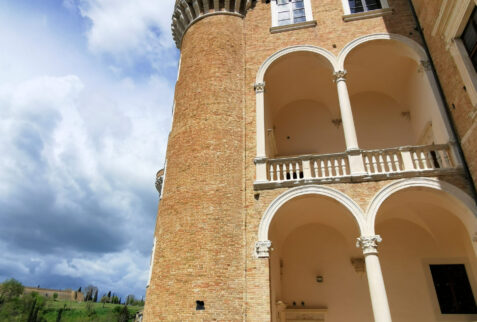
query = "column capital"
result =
(356, 235, 382, 254)
(333, 70, 348, 82)
(254, 82, 266, 93)
(255, 240, 272, 258)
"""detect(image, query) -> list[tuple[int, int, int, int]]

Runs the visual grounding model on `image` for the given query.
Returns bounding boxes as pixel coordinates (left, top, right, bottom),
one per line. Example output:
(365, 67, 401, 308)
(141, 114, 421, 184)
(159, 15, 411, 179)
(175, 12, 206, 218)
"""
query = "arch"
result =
(255, 45, 339, 84)
(257, 185, 366, 242)
(366, 178, 477, 238)
(338, 33, 427, 70)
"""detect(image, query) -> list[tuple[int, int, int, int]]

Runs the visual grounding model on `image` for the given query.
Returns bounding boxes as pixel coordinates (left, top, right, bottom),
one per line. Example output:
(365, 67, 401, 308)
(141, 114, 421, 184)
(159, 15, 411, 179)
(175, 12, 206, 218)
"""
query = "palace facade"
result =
(144, 0, 477, 321)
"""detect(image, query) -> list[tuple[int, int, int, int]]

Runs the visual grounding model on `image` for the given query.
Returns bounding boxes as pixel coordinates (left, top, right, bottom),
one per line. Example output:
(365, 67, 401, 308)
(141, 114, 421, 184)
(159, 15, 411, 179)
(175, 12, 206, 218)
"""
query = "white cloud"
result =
(0, 0, 176, 299)
(78, 0, 177, 72)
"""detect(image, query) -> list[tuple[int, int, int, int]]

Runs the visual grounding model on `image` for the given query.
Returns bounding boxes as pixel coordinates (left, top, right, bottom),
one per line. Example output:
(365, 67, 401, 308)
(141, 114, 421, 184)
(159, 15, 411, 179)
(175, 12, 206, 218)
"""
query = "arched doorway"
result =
(258, 186, 371, 321)
(369, 179, 477, 321)
(261, 48, 344, 158)
(341, 35, 452, 149)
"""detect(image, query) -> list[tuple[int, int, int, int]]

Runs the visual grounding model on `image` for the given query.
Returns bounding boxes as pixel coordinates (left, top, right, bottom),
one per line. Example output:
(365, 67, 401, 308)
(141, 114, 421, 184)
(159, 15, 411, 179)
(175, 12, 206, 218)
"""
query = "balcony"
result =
(254, 143, 462, 190)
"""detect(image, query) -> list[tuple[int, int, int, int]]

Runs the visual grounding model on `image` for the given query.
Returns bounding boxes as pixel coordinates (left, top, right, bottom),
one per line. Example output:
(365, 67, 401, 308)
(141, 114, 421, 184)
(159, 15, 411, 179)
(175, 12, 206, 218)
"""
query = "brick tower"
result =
(144, 0, 477, 321)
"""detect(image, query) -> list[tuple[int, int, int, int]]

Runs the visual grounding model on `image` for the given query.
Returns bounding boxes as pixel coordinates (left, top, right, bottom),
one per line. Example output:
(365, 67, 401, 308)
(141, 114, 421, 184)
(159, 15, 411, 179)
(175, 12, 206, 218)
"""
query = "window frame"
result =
(422, 259, 477, 321)
(435, 0, 477, 115)
(341, 0, 392, 22)
(271, 0, 313, 28)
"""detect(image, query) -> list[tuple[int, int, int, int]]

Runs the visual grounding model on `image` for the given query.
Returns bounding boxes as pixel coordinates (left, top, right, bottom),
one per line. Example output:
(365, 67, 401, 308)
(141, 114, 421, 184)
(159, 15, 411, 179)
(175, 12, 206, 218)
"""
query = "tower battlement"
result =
(172, 0, 254, 48)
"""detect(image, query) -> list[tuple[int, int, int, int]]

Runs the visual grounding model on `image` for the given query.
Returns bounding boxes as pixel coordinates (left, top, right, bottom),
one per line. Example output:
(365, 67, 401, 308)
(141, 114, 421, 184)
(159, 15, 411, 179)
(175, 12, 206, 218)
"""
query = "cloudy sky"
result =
(0, 0, 178, 299)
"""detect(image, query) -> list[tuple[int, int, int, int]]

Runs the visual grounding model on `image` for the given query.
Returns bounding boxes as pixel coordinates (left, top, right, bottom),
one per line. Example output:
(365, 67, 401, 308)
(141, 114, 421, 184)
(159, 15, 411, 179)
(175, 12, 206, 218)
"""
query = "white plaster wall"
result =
(406, 70, 449, 144)
(278, 224, 374, 321)
(351, 91, 416, 149)
(273, 100, 346, 156)
(377, 192, 477, 322)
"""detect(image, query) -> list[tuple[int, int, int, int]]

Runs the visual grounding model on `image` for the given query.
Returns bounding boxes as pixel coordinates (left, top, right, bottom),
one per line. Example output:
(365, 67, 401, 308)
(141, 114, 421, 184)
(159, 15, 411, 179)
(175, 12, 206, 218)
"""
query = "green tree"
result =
(53, 293, 58, 301)
(100, 295, 109, 308)
(117, 305, 130, 322)
(0, 278, 24, 301)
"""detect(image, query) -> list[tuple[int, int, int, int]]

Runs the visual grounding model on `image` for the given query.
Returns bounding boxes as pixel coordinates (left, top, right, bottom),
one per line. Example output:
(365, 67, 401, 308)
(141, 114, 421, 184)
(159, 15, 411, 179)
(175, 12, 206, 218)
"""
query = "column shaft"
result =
(335, 71, 359, 151)
(357, 235, 392, 322)
(364, 253, 392, 322)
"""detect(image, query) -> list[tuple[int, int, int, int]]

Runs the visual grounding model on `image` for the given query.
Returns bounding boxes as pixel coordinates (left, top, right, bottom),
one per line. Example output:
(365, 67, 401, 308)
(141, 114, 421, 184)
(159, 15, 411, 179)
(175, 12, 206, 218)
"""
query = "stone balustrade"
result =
(254, 143, 461, 190)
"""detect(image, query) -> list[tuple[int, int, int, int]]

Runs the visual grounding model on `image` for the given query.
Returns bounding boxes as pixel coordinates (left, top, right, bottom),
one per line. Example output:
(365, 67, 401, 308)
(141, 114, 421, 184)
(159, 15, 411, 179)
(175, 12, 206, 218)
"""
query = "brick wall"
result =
(144, 0, 476, 320)
(410, 0, 477, 188)
(143, 14, 246, 321)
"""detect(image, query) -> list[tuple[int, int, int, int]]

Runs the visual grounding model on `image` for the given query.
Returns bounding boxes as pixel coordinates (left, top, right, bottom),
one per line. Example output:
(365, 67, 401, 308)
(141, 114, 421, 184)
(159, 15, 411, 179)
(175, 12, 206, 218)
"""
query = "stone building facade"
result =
(23, 286, 84, 302)
(144, 0, 477, 321)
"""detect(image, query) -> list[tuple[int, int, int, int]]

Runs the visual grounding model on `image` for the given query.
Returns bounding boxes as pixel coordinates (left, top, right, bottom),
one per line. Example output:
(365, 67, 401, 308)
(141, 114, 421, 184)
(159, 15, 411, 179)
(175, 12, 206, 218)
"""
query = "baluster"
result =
(327, 158, 333, 177)
(269, 163, 274, 181)
(411, 151, 419, 170)
(377, 153, 384, 173)
(333, 158, 339, 177)
(393, 153, 401, 171)
(371, 154, 378, 173)
(341, 158, 347, 176)
(286, 162, 292, 180)
(364, 154, 371, 173)
(313, 160, 318, 178)
(296, 161, 302, 179)
(442, 149, 451, 168)
(385, 153, 393, 172)
(421, 150, 430, 169)
(320, 159, 326, 177)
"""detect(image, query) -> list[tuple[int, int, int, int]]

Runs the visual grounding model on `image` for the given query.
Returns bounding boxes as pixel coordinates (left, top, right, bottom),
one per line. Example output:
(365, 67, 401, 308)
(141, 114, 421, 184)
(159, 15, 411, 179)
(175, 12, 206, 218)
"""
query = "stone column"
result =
(334, 70, 366, 175)
(356, 235, 392, 322)
(334, 70, 359, 151)
(255, 82, 266, 158)
(255, 82, 268, 183)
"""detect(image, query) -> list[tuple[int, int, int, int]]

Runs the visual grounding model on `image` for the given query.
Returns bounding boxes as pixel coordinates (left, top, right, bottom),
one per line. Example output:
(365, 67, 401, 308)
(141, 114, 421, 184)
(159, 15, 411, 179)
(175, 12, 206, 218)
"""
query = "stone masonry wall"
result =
(410, 0, 477, 189)
(143, 15, 246, 321)
(144, 0, 476, 320)
(242, 1, 472, 320)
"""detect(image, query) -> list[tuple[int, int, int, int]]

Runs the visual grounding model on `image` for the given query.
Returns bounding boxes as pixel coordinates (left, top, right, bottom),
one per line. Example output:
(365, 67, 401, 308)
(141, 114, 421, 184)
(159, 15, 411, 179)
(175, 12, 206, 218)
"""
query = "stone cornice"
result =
(172, 0, 255, 49)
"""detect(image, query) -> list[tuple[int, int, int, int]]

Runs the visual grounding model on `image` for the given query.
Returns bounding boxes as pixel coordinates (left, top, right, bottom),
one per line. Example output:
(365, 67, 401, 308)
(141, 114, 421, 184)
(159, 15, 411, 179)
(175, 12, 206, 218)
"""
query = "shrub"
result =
(0, 278, 24, 301)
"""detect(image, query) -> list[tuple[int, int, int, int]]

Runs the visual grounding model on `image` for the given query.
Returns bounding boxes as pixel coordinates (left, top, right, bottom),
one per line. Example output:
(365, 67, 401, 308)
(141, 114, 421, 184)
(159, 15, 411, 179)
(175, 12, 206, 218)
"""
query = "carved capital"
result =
(255, 240, 272, 258)
(356, 235, 382, 254)
(254, 82, 266, 93)
(155, 175, 164, 196)
(333, 70, 347, 82)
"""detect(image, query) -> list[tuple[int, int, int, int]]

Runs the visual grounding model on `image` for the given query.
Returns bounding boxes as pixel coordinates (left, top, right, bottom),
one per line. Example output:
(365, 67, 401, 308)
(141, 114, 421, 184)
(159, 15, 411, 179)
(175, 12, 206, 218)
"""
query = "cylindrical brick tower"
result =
(144, 1, 251, 320)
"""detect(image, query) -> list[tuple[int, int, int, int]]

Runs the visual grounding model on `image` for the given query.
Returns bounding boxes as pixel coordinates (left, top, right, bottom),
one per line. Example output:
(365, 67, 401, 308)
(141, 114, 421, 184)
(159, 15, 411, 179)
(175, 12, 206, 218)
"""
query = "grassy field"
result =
(41, 300, 142, 322)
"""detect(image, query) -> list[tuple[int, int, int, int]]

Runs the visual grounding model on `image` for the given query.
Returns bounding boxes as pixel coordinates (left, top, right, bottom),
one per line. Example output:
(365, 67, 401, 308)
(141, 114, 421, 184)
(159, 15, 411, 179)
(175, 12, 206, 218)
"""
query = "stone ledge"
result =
(343, 8, 393, 22)
(254, 167, 464, 191)
(270, 20, 317, 34)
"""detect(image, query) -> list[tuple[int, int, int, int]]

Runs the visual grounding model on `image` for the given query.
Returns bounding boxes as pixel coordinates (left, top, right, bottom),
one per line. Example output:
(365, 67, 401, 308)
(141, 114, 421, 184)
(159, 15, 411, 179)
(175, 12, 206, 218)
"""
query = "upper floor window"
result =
(462, 7, 477, 72)
(271, 0, 313, 27)
(348, 0, 382, 14)
(342, 0, 391, 21)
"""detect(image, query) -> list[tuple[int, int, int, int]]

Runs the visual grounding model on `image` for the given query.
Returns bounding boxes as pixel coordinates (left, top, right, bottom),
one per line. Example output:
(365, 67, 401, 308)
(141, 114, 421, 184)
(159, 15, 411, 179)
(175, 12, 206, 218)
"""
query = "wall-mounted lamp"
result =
(331, 119, 342, 128)
(316, 275, 324, 283)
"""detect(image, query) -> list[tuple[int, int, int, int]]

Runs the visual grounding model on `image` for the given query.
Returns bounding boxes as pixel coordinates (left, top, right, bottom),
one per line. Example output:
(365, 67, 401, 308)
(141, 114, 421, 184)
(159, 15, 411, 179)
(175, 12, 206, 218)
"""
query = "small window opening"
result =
(430, 264, 477, 314)
(196, 300, 205, 311)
